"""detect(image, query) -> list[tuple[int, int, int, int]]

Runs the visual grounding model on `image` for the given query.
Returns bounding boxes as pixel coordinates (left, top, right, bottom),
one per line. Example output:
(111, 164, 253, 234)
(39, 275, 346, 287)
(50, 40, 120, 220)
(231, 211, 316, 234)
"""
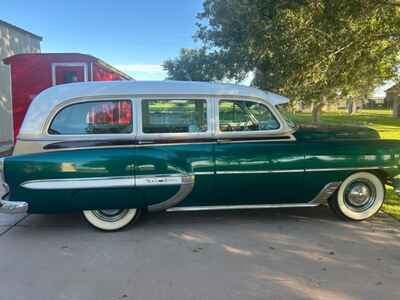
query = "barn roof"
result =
(0, 20, 42, 41)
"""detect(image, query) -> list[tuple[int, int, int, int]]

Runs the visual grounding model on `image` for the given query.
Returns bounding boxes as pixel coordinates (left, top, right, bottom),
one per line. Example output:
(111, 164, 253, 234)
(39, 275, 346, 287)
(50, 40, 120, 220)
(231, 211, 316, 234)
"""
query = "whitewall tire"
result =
(82, 208, 142, 231)
(329, 172, 384, 221)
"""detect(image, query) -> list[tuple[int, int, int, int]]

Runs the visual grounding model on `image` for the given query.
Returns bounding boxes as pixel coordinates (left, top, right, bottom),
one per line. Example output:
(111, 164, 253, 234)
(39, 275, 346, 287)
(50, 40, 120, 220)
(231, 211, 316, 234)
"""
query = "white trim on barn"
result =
(51, 62, 89, 86)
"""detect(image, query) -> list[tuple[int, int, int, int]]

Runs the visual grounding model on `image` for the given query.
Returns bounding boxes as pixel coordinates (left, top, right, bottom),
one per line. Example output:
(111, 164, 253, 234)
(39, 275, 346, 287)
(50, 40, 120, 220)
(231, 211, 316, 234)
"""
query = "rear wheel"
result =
(82, 208, 142, 231)
(329, 172, 384, 221)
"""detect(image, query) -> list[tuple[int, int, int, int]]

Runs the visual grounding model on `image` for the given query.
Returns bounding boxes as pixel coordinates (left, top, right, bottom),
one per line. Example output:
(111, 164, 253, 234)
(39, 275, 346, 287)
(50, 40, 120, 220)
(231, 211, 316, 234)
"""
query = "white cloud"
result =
(115, 64, 167, 80)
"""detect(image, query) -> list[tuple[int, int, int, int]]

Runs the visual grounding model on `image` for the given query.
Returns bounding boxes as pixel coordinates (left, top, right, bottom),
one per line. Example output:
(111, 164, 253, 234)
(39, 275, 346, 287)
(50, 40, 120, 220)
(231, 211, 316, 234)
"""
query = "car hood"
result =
(294, 124, 380, 141)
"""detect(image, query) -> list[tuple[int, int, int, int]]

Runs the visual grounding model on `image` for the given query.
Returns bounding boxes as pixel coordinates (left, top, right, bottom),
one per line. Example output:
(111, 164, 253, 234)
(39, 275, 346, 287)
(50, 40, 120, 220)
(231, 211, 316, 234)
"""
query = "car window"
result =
(219, 100, 280, 132)
(142, 99, 207, 134)
(49, 100, 133, 135)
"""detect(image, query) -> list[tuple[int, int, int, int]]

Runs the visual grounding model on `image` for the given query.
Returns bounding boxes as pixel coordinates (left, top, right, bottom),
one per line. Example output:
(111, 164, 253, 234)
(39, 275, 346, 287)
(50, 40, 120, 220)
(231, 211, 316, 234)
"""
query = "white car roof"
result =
(19, 80, 289, 138)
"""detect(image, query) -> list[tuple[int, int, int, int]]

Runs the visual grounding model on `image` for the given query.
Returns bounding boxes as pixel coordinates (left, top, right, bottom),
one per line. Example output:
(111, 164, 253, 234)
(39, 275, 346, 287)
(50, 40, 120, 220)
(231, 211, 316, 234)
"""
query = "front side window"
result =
(49, 100, 133, 135)
(219, 100, 280, 132)
(142, 99, 207, 134)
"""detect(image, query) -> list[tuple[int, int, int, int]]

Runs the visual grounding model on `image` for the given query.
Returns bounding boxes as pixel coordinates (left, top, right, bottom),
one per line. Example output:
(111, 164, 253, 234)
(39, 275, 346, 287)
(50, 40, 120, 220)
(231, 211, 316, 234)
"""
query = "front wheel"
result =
(82, 208, 142, 231)
(329, 172, 384, 221)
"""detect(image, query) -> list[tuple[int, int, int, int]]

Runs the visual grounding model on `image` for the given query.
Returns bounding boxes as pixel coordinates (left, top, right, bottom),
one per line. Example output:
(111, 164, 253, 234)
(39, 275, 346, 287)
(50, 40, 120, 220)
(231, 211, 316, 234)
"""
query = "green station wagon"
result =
(1, 81, 400, 231)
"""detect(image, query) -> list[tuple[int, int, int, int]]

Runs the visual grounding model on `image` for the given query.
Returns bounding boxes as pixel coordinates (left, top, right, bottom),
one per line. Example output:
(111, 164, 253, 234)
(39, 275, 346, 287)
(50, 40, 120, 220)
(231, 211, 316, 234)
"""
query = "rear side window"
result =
(142, 99, 207, 134)
(49, 100, 133, 135)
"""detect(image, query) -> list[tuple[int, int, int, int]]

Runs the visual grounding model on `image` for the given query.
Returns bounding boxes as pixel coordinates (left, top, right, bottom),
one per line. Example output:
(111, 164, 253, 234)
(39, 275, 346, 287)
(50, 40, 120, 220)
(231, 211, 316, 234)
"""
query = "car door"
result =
(134, 97, 215, 210)
(9, 98, 139, 213)
(214, 99, 306, 205)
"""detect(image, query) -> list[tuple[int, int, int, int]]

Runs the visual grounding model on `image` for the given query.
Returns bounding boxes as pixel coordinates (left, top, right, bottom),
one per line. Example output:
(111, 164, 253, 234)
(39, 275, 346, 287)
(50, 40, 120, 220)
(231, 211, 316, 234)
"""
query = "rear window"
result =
(141, 99, 207, 134)
(49, 100, 133, 135)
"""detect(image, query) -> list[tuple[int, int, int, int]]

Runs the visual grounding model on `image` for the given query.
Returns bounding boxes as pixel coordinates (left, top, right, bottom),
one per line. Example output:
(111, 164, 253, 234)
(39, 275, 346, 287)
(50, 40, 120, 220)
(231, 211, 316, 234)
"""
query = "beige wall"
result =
(0, 23, 41, 144)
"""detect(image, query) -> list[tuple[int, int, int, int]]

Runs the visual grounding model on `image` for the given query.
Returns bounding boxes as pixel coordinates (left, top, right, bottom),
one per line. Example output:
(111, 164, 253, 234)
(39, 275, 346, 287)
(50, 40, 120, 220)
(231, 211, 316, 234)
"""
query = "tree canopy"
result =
(163, 48, 227, 81)
(165, 0, 400, 121)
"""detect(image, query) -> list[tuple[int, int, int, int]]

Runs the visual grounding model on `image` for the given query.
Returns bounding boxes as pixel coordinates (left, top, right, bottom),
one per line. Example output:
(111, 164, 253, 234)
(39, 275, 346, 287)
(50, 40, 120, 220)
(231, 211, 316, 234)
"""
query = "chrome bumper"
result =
(0, 194, 28, 214)
(395, 188, 400, 196)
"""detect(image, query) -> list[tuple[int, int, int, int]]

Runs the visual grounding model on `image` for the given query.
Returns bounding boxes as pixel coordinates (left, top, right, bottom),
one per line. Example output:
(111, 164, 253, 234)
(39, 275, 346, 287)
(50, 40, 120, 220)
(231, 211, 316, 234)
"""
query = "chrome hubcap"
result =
(348, 183, 371, 206)
(92, 209, 129, 222)
(344, 180, 376, 211)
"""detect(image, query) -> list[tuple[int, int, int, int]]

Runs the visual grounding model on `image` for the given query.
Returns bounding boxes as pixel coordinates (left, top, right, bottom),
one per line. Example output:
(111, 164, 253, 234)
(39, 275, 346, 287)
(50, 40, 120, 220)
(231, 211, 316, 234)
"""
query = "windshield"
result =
(276, 104, 297, 129)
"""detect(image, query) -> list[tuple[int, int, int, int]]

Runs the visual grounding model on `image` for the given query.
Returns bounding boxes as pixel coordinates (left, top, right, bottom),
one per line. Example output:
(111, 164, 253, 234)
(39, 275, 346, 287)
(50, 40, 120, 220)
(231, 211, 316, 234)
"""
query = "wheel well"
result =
(369, 170, 390, 186)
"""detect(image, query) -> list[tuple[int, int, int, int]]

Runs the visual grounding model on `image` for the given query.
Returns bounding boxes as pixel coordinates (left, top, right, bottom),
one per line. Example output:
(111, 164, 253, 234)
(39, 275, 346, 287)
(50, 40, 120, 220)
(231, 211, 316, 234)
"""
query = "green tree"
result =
(196, 0, 400, 121)
(163, 48, 227, 81)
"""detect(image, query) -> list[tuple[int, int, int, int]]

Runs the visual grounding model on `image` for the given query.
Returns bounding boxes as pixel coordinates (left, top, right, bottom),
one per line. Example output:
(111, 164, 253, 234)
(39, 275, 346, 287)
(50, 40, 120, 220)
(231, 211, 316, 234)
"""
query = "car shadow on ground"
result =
(1, 205, 400, 299)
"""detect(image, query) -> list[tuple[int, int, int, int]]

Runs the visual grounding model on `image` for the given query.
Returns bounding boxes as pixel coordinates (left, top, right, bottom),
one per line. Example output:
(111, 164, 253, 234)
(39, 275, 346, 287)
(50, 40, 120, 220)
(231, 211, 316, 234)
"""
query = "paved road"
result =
(1, 186, 400, 300)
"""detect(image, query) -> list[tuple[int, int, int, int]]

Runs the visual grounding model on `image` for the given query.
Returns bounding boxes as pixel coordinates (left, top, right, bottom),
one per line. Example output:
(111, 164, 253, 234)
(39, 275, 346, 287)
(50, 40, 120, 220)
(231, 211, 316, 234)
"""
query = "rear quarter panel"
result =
(303, 139, 400, 199)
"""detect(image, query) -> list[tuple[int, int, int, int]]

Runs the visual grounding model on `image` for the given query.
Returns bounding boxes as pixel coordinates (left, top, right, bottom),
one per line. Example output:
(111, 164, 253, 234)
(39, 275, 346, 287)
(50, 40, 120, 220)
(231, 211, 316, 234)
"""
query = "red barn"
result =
(3, 53, 132, 142)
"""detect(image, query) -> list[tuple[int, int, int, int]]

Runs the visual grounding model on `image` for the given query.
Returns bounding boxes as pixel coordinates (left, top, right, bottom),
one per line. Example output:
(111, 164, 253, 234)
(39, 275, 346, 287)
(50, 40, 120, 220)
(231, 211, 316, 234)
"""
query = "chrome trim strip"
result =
(310, 182, 342, 204)
(217, 169, 304, 175)
(167, 181, 342, 212)
(21, 176, 135, 190)
(304, 166, 398, 172)
(20, 174, 191, 190)
(136, 174, 184, 186)
(147, 174, 195, 212)
(167, 203, 320, 212)
(216, 166, 399, 175)
(0, 198, 28, 214)
(194, 171, 214, 175)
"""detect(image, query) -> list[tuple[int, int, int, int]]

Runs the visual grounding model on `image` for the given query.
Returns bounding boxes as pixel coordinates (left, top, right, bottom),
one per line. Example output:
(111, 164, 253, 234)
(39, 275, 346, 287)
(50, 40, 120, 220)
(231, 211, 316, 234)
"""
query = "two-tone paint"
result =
(1, 81, 400, 215)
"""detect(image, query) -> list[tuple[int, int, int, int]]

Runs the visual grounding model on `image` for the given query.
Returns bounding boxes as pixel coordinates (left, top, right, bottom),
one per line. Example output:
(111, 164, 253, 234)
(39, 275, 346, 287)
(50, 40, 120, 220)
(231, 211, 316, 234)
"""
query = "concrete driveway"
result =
(1, 186, 400, 300)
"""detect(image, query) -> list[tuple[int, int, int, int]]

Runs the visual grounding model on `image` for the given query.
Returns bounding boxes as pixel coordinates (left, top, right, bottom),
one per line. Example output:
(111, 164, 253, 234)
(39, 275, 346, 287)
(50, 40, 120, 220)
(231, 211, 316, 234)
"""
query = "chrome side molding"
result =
(167, 202, 320, 212)
(167, 181, 342, 212)
(21, 176, 135, 190)
(21, 173, 192, 190)
(147, 175, 195, 212)
(310, 182, 342, 204)
(19, 173, 195, 213)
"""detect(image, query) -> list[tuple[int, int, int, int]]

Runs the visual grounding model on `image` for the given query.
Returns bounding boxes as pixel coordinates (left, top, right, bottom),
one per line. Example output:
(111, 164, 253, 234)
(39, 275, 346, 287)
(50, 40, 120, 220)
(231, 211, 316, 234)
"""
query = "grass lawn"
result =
(292, 109, 400, 220)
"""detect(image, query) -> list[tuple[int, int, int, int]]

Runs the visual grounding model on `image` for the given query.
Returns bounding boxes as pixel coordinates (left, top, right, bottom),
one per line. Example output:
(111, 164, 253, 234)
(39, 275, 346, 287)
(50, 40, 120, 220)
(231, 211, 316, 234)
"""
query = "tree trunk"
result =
(347, 99, 358, 115)
(393, 98, 400, 118)
(312, 103, 324, 123)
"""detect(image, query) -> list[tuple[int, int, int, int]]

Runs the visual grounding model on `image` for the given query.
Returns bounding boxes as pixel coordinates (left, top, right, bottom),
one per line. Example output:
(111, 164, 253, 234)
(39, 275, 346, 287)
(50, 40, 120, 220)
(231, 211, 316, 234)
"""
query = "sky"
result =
(1, 0, 204, 80)
(0, 0, 393, 96)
